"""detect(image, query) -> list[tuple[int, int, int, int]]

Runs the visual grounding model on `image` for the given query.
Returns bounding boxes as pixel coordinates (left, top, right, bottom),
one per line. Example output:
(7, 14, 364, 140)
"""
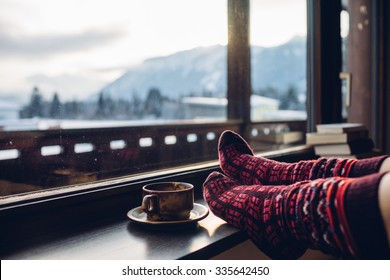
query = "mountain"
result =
(251, 36, 306, 94)
(97, 36, 306, 101)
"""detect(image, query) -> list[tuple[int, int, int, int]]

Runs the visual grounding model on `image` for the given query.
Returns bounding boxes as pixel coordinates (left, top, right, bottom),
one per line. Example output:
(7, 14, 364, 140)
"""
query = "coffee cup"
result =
(141, 182, 194, 221)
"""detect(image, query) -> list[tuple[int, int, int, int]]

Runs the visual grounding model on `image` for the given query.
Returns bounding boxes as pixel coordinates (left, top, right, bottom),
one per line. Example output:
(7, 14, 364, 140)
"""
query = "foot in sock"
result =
(218, 130, 388, 185)
(203, 170, 390, 259)
(203, 171, 307, 259)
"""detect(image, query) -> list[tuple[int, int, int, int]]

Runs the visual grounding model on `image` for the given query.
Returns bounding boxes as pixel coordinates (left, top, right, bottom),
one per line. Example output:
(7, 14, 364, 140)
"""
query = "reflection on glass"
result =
(341, 8, 350, 119)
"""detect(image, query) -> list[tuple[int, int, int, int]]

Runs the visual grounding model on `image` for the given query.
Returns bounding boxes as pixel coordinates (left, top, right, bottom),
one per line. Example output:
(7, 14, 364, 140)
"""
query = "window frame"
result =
(306, 0, 343, 131)
(0, 0, 322, 219)
(3, 0, 348, 260)
(3, 0, 390, 260)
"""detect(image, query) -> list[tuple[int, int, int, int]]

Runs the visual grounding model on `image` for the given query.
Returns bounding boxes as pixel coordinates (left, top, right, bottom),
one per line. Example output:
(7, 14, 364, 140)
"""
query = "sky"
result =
(0, 0, 306, 103)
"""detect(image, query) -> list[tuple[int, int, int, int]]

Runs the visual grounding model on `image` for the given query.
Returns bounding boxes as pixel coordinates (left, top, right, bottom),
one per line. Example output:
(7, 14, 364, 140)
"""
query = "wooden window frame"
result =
(0, 0, 343, 259)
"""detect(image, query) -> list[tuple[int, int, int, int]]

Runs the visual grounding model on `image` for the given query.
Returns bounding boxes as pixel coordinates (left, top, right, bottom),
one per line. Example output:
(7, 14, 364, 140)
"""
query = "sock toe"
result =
(203, 170, 308, 259)
(204, 171, 230, 201)
(218, 130, 254, 156)
(203, 171, 243, 223)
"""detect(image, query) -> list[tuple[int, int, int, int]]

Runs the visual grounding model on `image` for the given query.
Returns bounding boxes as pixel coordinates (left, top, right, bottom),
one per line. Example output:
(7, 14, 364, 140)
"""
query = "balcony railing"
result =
(0, 119, 306, 196)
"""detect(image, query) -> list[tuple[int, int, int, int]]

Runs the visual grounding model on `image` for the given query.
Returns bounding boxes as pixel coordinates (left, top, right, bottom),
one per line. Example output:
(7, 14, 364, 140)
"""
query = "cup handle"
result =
(141, 194, 159, 214)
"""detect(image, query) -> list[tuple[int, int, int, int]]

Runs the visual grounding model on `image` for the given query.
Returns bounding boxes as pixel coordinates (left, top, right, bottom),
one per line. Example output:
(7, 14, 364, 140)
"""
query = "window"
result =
(250, 0, 307, 122)
(249, 0, 307, 152)
(0, 0, 307, 199)
(1, 0, 228, 122)
(340, 5, 350, 120)
(0, 0, 229, 197)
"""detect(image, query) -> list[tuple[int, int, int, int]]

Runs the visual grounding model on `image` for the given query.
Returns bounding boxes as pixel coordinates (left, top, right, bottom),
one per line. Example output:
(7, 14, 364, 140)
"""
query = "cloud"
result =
(0, 27, 125, 58)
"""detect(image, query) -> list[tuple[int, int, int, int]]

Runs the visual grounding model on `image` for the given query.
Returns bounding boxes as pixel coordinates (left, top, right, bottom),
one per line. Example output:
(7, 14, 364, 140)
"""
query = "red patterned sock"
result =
(203, 171, 389, 259)
(203, 171, 307, 259)
(219, 130, 388, 185)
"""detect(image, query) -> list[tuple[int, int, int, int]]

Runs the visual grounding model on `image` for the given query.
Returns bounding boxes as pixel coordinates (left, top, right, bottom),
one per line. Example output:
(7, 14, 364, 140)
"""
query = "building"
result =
(181, 95, 280, 120)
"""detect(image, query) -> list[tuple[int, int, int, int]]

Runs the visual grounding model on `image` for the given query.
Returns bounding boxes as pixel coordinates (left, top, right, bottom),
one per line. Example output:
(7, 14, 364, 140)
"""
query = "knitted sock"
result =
(219, 130, 388, 185)
(203, 171, 389, 259)
(203, 171, 307, 259)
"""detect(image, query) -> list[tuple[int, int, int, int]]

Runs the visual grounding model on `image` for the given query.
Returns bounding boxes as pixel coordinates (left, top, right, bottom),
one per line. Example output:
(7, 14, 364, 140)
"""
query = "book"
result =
(316, 123, 366, 134)
(254, 131, 303, 144)
(318, 150, 382, 159)
(306, 129, 368, 145)
(313, 138, 374, 155)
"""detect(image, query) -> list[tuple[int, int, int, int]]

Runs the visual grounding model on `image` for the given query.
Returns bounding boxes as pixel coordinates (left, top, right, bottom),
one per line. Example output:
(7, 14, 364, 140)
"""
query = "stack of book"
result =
(306, 123, 377, 158)
(251, 130, 304, 152)
(254, 130, 304, 145)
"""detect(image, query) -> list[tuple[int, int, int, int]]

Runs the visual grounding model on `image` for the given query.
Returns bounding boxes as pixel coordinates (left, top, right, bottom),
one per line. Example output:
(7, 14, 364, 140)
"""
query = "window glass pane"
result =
(341, 1, 350, 120)
(250, 0, 307, 122)
(0, 0, 227, 197)
(0, 0, 227, 122)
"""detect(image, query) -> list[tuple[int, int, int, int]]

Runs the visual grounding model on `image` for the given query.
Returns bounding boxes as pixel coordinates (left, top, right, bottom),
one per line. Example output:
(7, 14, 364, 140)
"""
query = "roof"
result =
(181, 95, 279, 107)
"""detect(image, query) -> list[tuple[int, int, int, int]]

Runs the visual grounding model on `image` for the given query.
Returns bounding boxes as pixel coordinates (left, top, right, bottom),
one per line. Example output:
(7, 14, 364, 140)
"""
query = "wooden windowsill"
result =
(0, 145, 315, 260)
(1, 198, 247, 260)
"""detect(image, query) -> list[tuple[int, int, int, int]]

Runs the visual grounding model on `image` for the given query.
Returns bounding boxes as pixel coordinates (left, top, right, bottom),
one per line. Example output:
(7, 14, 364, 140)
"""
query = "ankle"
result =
(379, 157, 390, 173)
(378, 172, 390, 246)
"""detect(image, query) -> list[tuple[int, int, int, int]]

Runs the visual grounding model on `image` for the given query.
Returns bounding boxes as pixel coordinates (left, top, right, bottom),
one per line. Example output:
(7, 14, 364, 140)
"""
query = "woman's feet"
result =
(204, 130, 390, 259)
(203, 171, 307, 259)
(203, 170, 390, 259)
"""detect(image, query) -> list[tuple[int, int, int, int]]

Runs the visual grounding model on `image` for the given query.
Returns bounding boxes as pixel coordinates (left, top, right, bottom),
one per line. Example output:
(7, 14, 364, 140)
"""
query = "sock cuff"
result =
(345, 173, 390, 259)
(349, 155, 389, 177)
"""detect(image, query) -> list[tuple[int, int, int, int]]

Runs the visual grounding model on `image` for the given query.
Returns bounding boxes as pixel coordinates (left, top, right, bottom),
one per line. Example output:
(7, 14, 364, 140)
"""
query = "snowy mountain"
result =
(97, 36, 306, 101)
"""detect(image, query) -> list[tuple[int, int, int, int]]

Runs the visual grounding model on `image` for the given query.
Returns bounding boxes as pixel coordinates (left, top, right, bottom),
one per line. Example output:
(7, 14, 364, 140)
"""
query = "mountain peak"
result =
(97, 37, 306, 102)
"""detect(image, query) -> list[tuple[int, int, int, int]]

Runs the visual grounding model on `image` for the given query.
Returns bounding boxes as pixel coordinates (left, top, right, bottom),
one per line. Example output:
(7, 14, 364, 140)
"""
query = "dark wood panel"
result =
(347, 0, 373, 134)
(307, 0, 343, 131)
(382, 0, 390, 154)
(227, 0, 251, 137)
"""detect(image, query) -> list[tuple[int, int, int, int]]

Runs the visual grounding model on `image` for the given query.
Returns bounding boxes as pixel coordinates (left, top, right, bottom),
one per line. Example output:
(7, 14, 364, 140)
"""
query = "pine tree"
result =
(27, 86, 44, 118)
(49, 92, 62, 119)
(144, 88, 163, 117)
(96, 92, 105, 118)
(280, 86, 299, 110)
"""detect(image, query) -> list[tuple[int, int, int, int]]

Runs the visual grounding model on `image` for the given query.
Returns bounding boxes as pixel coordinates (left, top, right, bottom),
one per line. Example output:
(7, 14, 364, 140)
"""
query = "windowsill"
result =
(1, 198, 247, 260)
(0, 145, 315, 260)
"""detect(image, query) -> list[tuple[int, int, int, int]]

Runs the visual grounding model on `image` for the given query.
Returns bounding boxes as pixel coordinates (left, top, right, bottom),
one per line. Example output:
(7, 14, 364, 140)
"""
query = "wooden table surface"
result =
(1, 200, 247, 260)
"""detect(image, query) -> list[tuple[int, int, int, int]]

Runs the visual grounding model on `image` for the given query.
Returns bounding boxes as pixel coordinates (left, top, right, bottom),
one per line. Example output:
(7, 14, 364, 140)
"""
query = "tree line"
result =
(19, 85, 305, 120)
(19, 86, 169, 120)
(253, 85, 305, 111)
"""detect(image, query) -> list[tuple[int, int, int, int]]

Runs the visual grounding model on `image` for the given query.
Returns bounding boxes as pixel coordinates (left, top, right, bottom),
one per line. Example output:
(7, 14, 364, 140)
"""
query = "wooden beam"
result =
(227, 0, 251, 135)
(381, 0, 390, 153)
(347, 0, 374, 136)
(307, 0, 343, 132)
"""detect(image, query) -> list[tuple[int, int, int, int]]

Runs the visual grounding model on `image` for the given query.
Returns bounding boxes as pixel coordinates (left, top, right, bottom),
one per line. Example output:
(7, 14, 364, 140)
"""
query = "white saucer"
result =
(127, 203, 209, 226)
